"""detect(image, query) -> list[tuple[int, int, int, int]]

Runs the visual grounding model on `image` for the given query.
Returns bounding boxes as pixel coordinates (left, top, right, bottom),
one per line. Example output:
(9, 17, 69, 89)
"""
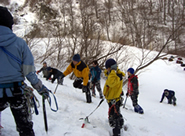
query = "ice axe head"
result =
(85, 117, 90, 123)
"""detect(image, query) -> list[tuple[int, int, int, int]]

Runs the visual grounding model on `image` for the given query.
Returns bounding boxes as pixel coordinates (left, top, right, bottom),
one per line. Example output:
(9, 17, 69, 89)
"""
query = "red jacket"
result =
(127, 74, 138, 95)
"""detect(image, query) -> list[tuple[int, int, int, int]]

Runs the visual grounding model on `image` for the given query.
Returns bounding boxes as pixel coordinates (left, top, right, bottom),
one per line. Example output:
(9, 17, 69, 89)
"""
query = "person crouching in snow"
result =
(46, 67, 64, 85)
(103, 58, 124, 136)
(160, 89, 176, 106)
(59, 54, 92, 103)
(126, 68, 144, 114)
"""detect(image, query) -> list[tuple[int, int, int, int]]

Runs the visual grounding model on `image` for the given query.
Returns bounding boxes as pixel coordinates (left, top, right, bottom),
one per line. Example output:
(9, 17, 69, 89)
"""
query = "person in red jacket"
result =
(126, 68, 143, 114)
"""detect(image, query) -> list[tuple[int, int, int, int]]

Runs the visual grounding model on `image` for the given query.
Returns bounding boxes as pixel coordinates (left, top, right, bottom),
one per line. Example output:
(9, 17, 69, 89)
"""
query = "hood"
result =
(0, 25, 16, 47)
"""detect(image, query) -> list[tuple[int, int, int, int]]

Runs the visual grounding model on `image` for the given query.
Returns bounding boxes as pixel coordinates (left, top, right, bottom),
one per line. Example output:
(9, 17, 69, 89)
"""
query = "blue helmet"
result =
(127, 68, 134, 74)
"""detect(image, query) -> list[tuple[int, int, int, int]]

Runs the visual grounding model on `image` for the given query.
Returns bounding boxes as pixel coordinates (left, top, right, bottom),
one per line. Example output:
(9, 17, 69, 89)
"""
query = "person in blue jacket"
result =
(0, 6, 50, 136)
(160, 89, 177, 106)
(90, 60, 103, 98)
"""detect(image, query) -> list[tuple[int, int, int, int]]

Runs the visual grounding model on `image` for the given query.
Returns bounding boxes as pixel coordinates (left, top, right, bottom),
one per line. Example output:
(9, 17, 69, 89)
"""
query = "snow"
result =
(1, 57, 185, 136)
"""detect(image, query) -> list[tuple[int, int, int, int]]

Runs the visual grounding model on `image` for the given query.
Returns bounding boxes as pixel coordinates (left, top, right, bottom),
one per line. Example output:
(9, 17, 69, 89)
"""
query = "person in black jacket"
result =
(160, 89, 176, 106)
(46, 67, 64, 85)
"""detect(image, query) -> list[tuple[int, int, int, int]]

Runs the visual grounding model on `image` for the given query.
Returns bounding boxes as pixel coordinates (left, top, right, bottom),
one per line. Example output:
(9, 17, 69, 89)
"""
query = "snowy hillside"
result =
(1, 58, 185, 136)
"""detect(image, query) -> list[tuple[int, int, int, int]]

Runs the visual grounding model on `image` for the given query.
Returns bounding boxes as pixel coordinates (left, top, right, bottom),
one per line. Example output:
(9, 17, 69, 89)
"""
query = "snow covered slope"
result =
(1, 58, 185, 136)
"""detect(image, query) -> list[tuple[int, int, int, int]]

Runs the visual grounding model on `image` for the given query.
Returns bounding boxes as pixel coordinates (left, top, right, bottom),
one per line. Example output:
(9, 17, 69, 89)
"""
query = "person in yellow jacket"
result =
(103, 58, 124, 136)
(60, 54, 92, 103)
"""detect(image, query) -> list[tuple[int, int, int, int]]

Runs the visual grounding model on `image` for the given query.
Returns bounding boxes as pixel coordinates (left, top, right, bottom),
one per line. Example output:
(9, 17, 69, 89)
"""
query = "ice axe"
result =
(123, 96, 128, 109)
(80, 99, 104, 128)
(54, 83, 59, 94)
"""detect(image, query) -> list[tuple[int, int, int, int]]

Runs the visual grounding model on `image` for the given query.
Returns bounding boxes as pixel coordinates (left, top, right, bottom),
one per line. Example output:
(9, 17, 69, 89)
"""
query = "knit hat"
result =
(43, 61, 47, 64)
(0, 6, 14, 30)
(164, 89, 168, 92)
(105, 58, 117, 69)
(72, 54, 81, 62)
(127, 68, 135, 74)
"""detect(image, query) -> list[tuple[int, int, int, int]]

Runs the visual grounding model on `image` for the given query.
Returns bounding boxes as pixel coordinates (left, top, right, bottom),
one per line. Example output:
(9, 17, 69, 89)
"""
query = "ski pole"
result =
(42, 96, 48, 132)
(123, 96, 128, 109)
(54, 83, 59, 94)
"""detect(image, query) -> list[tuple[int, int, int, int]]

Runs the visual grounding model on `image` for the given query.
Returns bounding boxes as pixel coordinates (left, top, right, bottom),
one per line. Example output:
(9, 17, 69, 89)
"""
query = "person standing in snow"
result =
(36, 61, 49, 78)
(126, 68, 144, 114)
(160, 89, 176, 106)
(46, 67, 64, 85)
(0, 6, 50, 136)
(59, 54, 92, 103)
(103, 58, 124, 136)
(89, 60, 103, 99)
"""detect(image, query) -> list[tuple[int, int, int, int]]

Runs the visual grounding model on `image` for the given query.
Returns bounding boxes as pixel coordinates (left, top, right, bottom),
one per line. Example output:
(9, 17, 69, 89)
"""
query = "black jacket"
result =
(46, 68, 63, 83)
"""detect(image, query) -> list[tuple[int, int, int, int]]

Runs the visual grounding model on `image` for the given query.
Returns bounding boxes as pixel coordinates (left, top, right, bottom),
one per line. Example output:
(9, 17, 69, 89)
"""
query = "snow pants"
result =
(130, 91, 139, 107)
(57, 77, 64, 85)
(73, 78, 92, 103)
(73, 78, 83, 89)
(168, 96, 177, 105)
(108, 100, 124, 136)
(91, 81, 103, 98)
(0, 88, 34, 136)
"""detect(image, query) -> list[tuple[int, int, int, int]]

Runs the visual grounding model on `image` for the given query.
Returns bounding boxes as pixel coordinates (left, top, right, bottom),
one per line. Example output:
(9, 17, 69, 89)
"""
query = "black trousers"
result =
(0, 89, 34, 136)
(130, 91, 139, 107)
(91, 81, 103, 97)
(108, 100, 124, 136)
(168, 96, 176, 104)
(73, 78, 83, 89)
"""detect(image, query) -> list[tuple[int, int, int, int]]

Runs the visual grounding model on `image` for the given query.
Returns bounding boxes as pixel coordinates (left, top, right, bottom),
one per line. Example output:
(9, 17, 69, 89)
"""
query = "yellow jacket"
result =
(104, 69, 125, 77)
(63, 61, 89, 86)
(103, 68, 124, 103)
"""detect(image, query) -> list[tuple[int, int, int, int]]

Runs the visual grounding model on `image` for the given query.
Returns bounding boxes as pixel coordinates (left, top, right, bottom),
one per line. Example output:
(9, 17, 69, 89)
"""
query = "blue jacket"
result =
(0, 26, 39, 97)
(90, 66, 101, 82)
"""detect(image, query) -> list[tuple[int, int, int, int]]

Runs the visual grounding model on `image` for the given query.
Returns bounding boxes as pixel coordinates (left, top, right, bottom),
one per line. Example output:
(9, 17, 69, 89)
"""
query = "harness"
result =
(0, 82, 24, 88)
(108, 101, 119, 116)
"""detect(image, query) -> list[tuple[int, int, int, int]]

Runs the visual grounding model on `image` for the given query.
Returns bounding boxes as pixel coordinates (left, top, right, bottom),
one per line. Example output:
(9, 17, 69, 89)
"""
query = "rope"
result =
(46, 90, 58, 112)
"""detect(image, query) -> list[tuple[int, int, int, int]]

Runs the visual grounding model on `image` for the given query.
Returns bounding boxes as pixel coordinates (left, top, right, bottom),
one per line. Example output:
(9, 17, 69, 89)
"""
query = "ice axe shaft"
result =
(123, 96, 128, 108)
(54, 83, 59, 94)
(81, 99, 104, 128)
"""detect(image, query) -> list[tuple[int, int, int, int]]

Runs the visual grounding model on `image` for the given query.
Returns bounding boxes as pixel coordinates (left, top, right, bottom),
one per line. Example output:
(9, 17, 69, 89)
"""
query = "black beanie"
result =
(105, 58, 117, 69)
(0, 6, 14, 30)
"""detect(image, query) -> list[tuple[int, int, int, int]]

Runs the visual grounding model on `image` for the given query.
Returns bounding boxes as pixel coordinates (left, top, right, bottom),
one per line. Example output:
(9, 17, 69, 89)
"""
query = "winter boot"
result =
(86, 89, 92, 103)
(113, 127, 120, 136)
(92, 93, 96, 97)
(134, 105, 144, 114)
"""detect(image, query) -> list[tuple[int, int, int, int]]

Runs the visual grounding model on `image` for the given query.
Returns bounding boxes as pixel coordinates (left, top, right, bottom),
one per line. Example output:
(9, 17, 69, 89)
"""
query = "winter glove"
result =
(32, 79, 50, 99)
(82, 85, 88, 93)
(92, 78, 97, 84)
(38, 85, 50, 99)
(126, 92, 129, 96)
(36, 70, 40, 74)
